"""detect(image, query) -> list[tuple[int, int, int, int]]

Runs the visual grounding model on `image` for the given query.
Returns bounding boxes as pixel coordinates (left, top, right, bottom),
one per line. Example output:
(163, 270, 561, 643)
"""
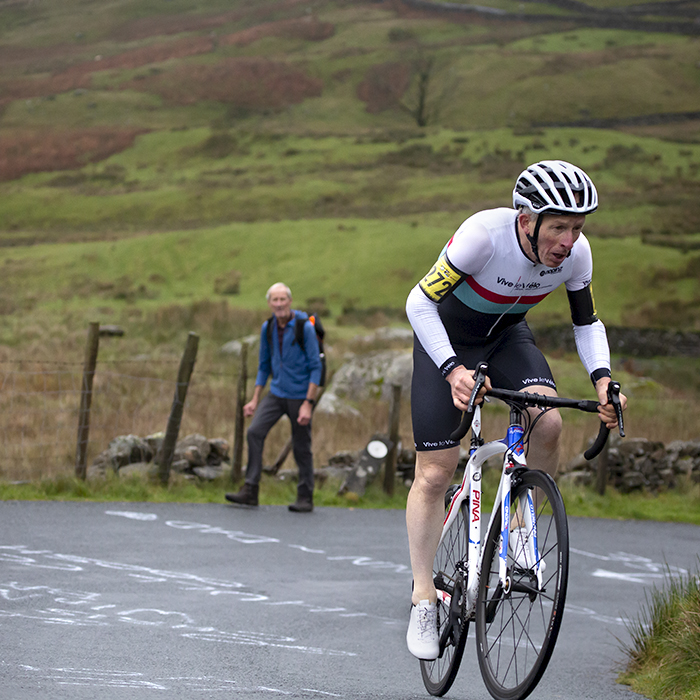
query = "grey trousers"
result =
(245, 393, 314, 497)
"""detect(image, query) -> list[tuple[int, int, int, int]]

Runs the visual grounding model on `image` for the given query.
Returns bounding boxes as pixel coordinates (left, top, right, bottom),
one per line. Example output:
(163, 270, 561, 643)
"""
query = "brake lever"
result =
(583, 380, 624, 460)
(449, 361, 488, 443)
(467, 362, 489, 412)
(608, 380, 625, 437)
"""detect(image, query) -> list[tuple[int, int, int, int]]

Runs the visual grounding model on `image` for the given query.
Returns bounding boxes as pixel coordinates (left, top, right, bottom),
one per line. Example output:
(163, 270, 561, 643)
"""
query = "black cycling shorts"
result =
(411, 320, 556, 452)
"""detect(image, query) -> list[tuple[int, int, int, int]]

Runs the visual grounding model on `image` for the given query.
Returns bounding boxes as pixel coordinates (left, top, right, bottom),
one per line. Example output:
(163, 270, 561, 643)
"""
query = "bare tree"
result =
(399, 49, 458, 128)
(357, 45, 454, 128)
(400, 53, 436, 127)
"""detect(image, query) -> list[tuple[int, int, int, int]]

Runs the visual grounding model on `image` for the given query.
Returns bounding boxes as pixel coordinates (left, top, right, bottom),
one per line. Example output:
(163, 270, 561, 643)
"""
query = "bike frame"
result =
(438, 403, 542, 619)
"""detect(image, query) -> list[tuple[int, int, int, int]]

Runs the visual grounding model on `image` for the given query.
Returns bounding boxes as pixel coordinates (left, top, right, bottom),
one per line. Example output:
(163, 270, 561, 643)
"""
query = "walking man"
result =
(226, 283, 322, 512)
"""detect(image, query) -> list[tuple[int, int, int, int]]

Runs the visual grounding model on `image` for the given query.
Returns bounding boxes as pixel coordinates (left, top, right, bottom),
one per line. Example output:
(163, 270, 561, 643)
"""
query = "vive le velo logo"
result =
(497, 276, 541, 291)
(522, 377, 556, 388)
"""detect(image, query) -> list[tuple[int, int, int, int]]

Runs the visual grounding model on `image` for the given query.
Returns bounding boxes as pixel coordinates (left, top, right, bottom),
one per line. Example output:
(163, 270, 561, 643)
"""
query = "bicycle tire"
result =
(420, 496, 470, 697)
(475, 470, 569, 700)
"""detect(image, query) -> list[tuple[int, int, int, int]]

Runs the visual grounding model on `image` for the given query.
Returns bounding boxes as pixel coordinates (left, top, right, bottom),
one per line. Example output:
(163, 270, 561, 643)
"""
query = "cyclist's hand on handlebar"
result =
(595, 377, 627, 429)
(446, 365, 491, 412)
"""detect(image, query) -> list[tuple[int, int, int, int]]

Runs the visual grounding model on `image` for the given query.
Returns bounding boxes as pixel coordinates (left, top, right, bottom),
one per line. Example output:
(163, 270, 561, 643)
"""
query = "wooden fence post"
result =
(596, 439, 609, 496)
(156, 332, 199, 486)
(75, 321, 100, 480)
(384, 383, 402, 495)
(231, 342, 248, 483)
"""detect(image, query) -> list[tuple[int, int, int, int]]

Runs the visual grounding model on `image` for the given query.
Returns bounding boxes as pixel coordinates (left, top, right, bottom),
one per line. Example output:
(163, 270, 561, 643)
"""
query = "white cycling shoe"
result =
(406, 600, 439, 660)
(510, 527, 547, 573)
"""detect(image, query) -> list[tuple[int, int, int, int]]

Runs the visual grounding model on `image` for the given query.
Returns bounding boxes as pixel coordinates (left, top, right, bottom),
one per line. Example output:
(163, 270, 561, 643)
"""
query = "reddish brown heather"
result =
(0, 36, 212, 105)
(0, 73, 92, 106)
(110, 0, 313, 41)
(220, 17, 335, 47)
(121, 57, 323, 109)
(61, 36, 216, 75)
(0, 2, 332, 107)
(0, 43, 86, 72)
(110, 9, 244, 41)
(0, 129, 147, 182)
(357, 62, 412, 113)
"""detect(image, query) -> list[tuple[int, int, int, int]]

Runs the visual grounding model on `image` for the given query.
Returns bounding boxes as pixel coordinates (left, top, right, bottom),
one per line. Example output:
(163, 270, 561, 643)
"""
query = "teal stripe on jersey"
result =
(453, 282, 542, 315)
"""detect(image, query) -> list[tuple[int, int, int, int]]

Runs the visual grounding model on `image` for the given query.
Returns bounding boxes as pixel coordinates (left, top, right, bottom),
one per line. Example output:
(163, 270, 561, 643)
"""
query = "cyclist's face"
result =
(528, 214, 585, 267)
(267, 288, 292, 323)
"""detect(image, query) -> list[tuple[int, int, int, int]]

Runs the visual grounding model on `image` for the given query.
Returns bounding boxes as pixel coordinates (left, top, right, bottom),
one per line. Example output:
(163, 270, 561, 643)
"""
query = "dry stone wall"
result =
(561, 436, 700, 493)
(88, 433, 230, 481)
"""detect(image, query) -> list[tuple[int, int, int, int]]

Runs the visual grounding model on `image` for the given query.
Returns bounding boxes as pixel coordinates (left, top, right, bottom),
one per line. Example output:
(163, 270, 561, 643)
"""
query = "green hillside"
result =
(1, 0, 699, 337)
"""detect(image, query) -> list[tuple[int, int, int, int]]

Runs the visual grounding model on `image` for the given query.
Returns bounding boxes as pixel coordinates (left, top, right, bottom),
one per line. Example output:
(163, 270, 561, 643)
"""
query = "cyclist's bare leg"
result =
(406, 446, 460, 605)
(521, 384, 562, 478)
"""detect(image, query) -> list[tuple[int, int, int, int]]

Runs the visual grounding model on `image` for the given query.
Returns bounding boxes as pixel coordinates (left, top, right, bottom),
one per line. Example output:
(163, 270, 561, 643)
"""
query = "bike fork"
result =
(500, 415, 547, 588)
(521, 486, 543, 588)
(502, 413, 543, 588)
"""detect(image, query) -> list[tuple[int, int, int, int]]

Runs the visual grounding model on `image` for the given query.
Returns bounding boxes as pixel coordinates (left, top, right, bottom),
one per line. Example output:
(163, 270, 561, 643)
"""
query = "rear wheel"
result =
(420, 493, 470, 696)
(475, 470, 569, 700)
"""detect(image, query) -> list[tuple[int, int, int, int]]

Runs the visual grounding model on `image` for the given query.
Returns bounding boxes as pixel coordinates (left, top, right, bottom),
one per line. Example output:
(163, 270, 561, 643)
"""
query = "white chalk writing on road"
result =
(15, 665, 343, 694)
(105, 511, 158, 521)
(101, 510, 411, 574)
(0, 579, 355, 657)
(572, 548, 687, 584)
(1, 544, 399, 626)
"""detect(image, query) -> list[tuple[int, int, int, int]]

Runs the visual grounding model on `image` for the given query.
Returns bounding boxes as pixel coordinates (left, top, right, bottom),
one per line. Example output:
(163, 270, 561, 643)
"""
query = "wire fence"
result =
(0, 340, 386, 484)
(0, 363, 83, 480)
(0, 354, 240, 482)
(0, 348, 698, 483)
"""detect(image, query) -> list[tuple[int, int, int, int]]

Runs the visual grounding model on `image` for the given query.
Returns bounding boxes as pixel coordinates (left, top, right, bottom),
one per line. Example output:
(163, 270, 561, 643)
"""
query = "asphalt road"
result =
(1, 500, 698, 699)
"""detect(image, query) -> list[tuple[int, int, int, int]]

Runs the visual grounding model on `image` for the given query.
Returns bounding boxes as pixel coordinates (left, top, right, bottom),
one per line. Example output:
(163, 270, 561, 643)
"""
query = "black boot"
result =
(225, 483, 259, 506)
(288, 487, 313, 513)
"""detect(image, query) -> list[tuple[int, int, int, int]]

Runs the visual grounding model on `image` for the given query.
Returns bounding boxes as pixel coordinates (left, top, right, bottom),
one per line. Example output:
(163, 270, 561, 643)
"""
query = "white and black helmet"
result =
(513, 160, 598, 216)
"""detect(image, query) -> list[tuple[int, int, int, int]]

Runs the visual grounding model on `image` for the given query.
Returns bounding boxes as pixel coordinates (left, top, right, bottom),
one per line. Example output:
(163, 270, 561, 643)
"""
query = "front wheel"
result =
(420, 496, 469, 696)
(475, 469, 569, 700)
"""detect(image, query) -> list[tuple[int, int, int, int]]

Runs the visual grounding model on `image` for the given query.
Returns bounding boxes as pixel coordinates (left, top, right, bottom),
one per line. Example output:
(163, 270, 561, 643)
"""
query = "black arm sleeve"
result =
(567, 285, 598, 326)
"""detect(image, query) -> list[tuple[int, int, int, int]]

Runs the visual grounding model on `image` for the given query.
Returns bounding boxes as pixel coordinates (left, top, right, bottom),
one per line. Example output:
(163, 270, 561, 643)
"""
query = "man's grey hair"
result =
(517, 205, 537, 221)
(266, 282, 292, 301)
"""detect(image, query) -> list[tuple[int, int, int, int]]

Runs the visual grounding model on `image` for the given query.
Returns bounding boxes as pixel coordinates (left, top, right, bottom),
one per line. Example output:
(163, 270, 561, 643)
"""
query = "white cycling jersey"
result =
(406, 207, 611, 382)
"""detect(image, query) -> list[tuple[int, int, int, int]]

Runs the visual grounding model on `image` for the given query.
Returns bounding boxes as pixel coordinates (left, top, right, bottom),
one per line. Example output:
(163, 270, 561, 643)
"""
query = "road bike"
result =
(420, 362, 625, 700)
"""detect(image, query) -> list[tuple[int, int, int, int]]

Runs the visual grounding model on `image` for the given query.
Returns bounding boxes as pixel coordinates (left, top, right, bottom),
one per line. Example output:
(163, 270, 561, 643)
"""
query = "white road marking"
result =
(101, 511, 411, 575)
(105, 511, 158, 521)
(15, 665, 343, 693)
(572, 548, 687, 581)
(591, 569, 667, 584)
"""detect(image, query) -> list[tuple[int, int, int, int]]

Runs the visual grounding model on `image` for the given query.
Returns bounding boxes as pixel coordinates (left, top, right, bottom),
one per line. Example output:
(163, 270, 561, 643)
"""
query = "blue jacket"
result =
(255, 310, 323, 399)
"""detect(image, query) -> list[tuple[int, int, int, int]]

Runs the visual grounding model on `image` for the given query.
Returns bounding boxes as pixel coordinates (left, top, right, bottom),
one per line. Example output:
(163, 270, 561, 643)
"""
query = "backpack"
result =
(266, 311, 327, 387)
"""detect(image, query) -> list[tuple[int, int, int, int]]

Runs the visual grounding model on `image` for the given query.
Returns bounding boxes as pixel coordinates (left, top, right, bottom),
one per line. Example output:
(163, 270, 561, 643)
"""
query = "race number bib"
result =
(419, 254, 464, 303)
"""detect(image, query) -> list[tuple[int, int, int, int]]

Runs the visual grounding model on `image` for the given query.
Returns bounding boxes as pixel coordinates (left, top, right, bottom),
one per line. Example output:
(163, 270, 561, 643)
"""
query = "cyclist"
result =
(404, 160, 627, 660)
